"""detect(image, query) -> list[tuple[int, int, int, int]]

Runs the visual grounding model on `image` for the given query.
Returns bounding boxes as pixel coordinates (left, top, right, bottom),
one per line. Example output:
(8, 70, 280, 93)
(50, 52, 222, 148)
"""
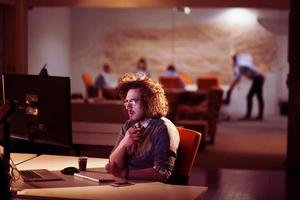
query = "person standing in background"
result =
(225, 53, 265, 121)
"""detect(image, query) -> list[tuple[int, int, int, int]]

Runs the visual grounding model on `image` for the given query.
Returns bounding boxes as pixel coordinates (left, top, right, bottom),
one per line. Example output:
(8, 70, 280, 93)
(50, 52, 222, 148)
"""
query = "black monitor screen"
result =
(1, 74, 72, 153)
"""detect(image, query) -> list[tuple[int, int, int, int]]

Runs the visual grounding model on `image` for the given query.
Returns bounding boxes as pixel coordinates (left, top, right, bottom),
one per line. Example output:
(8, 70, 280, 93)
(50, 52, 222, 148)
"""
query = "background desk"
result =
(12, 154, 207, 200)
(72, 101, 127, 146)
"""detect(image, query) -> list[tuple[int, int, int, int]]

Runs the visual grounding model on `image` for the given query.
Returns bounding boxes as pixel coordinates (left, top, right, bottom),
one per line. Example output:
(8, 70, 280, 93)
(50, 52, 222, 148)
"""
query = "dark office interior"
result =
(0, 0, 299, 200)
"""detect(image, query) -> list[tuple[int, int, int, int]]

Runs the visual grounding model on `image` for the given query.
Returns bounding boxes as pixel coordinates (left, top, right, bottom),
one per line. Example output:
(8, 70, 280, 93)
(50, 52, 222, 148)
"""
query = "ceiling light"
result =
(177, 6, 191, 15)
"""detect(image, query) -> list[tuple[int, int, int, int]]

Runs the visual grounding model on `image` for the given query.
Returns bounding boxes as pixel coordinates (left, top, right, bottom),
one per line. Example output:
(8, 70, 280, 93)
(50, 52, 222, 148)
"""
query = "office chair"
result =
(159, 77, 184, 90)
(168, 127, 202, 185)
(196, 75, 220, 91)
(82, 73, 93, 87)
(81, 73, 98, 98)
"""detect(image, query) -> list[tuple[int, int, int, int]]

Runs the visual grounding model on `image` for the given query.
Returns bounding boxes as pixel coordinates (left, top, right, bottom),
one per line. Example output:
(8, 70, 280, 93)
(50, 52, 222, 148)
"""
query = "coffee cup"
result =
(78, 156, 88, 171)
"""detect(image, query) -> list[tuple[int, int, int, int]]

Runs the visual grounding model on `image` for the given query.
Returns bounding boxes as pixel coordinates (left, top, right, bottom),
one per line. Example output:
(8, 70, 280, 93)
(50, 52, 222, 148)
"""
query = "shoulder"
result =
(150, 117, 180, 148)
(150, 117, 175, 127)
(150, 117, 179, 137)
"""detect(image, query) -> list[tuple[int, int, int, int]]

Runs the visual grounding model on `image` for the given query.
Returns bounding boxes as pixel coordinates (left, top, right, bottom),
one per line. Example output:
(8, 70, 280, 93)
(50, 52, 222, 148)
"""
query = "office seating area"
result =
(162, 75, 223, 145)
(175, 87, 224, 144)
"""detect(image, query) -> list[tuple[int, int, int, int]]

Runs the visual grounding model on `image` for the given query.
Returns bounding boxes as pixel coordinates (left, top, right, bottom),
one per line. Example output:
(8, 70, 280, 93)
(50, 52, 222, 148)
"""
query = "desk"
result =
(10, 153, 37, 165)
(12, 154, 207, 200)
(17, 182, 206, 200)
(14, 154, 108, 171)
(0, 146, 36, 165)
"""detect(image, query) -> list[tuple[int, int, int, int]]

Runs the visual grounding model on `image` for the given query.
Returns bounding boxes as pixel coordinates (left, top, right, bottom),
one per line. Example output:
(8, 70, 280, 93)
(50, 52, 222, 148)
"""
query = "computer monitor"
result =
(1, 74, 72, 154)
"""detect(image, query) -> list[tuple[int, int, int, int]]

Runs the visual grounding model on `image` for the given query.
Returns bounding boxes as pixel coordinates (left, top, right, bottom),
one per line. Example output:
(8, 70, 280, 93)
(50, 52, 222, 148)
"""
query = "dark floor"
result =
(189, 168, 300, 200)
(195, 115, 287, 170)
(188, 115, 298, 200)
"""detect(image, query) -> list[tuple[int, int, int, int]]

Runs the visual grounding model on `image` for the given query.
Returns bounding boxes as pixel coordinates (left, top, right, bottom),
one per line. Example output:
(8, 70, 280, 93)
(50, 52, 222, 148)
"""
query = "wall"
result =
(28, 8, 71, 76)
(28, 8, 289, 116)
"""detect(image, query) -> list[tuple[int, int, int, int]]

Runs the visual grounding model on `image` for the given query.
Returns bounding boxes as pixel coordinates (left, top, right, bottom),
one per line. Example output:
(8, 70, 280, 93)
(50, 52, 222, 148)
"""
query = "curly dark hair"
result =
(117, 73, 168, 118)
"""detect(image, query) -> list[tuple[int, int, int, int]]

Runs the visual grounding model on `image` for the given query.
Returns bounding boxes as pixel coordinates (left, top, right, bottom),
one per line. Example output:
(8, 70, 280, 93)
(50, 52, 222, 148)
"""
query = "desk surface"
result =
(11, 154, 207, 200)
(17, 182, 206, 200)
(14, 154, 108, 171)
(10, 153, 37, 165)
(1, 147, 37, 165)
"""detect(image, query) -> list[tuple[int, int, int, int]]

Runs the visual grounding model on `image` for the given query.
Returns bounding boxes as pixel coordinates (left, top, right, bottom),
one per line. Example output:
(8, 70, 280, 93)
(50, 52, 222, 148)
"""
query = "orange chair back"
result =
(172, 127, 201, 181)
(197, 76, 220, 91)
(82, 73, 93, 87)
(159, 77, 183, 89)
(82, 73, 99, 98)
(179, 72, 192, 85)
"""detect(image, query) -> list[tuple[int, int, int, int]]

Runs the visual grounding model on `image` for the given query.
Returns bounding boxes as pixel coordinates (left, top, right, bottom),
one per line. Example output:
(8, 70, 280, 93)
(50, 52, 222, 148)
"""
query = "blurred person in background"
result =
(224, 53, 265, 121)
(134, 58, 151, 77)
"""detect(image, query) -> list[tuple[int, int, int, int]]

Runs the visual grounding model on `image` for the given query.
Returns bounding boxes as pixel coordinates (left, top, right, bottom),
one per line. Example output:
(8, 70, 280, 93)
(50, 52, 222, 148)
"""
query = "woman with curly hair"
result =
(106, 73, 179, 182)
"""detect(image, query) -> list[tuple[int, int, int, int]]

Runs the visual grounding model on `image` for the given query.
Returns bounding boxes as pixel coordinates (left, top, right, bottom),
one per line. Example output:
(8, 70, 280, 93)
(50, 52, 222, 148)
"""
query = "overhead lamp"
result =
(177, 6, 191, 15)
(219, 8, 257, 25)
